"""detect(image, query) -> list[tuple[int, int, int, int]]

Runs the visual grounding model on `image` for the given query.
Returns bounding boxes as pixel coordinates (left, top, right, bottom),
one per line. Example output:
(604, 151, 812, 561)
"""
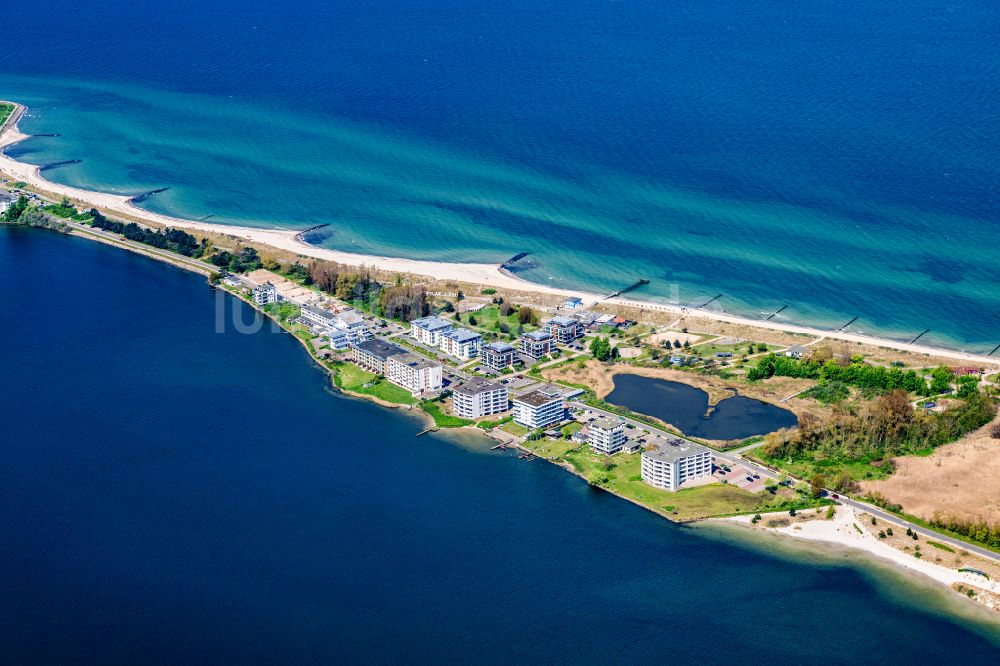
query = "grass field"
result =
(500, 421, 529, 437)
(420, 401, 473, 428)
(460, 304, 538, 334)
(521, 443, 824, 521)
(0, 102, 14, 125)
(334, 362, 418, 405)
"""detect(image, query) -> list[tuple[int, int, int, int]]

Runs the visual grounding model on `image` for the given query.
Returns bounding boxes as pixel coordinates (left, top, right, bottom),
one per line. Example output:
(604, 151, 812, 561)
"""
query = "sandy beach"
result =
(728, 505, 1000, 609)
(3, 101, 998, 367)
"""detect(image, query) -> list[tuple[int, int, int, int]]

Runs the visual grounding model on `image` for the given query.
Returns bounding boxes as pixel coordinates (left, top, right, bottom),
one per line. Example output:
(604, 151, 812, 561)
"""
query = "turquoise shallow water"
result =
(2, 0, 999, 350)
(2, 225, 1000, 662)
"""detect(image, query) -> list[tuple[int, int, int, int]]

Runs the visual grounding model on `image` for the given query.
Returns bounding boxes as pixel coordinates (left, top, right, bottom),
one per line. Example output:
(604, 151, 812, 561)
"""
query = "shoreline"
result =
(5, 218, 997, 626)
(720, 505, 1000, 618)
(3, 99, 998, 368)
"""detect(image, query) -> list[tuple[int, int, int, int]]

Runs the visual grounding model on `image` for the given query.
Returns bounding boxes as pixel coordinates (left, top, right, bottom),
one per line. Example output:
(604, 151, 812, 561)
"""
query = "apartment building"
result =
(385, 352, 443, 395)
(640, 440, 713, 491)
(512, 388, 565, 429)
(410, 316, 453, 346)
(588, 417, 626, 455)
(353, 338, 407, 374)
(452, 378, 509, 419)
(439, 328, 482, 360)
(481, 341, 516, 371)
(519, 330, 553, 359)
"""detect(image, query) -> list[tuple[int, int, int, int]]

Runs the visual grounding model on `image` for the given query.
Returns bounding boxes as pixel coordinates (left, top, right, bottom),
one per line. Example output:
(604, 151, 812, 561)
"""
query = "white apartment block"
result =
(353, 338, 408, 374)
(300, 305, 370, 347)
(641, 441, 713, 491)
(385, 352, 443, 395)
(301, 304, 339, 330)
(544, 316, 582, 344)
(410, 316, 453, 346)
(588, 417, 626, 455)
(512, 388, 565, 429)
(439, 328, 482, 360)
(452, 378, 509, 419)
(252, 281, 278, 306)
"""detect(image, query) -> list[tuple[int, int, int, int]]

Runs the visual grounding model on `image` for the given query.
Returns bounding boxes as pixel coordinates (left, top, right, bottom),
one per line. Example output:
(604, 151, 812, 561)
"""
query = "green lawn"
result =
(693, 339, 768, 358)
(420, 401, 473, 428)
(334, 362, 377, 391)
(0, 102, 14, 125)
(332, 362, 417, 404)
(357, 380, 418, 405)
(500, 421, 529, 437)
(548, 448, 827, 521)
(460, 305, 538, 333)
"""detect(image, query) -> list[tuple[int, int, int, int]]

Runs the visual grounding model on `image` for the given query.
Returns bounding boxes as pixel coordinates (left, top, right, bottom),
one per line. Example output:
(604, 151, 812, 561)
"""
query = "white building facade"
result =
(640, 442, 713, 491)
(410, 316, 454, 346)
(452, 378, 509, 418)
(512, 388, 565, 429)
(439, 328, 482, 360)
(544, 316, 582, 344)
(252, 281, 279, 306)
(588, 417, 626, 455)
(520, 331, 553, 359)
(385, 353, 443, 395)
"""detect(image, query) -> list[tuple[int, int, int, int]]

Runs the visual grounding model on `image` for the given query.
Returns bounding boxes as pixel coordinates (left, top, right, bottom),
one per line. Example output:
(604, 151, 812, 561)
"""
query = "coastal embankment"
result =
(3, 99, 999, 369)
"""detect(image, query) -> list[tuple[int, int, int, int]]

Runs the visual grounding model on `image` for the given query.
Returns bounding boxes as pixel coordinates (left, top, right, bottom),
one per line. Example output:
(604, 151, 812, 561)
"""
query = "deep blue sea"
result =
(2, 0, 998, 351)
(2, 226, 1000, 663)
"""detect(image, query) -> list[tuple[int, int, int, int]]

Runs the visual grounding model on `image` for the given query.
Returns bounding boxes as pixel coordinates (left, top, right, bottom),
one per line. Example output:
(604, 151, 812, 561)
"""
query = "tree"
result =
(1, 194, 28, 222)
(442, 300, 455, 313)
(456, 290, 465, 301)
(930, 366, 954, 394)
(956, 375, 979, 398)
(468, 315, 477, 326)
(683, 340, 690, 349)
(672, 339, 681, 349)
(590, 337, 613, 362)
(810, 474, 825, 499)
(517, 306, 536, 325)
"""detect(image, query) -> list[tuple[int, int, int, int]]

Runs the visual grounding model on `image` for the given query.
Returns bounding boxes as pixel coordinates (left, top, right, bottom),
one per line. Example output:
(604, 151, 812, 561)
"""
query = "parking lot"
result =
(713, 462, 768, 492)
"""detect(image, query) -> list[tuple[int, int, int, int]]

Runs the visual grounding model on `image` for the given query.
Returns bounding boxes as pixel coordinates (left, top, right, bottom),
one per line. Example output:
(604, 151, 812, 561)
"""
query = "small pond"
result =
(604, 374, 798, 440)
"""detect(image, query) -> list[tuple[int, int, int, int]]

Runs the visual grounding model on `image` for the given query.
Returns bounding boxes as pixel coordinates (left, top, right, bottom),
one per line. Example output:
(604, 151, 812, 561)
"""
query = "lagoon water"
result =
(2, 0, 1000, 351)
(605, 374, 798, 440)
(3, 227, 1000, 662)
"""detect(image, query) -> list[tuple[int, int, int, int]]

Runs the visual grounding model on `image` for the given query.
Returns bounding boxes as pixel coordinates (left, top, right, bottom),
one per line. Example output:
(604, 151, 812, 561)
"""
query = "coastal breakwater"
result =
(2, 100, 999, 368)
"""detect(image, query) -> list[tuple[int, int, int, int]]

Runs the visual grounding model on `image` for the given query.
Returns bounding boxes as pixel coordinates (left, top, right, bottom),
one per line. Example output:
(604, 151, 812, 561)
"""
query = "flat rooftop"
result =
(642, 439, 710, 464)
(455, 377, 505, 396)
(445, 328, 481, 342)
(355, 338, 407, 359)
(391, 352, 439, 370)
(513, 388, 564, 408)
(591, 416, 622, 431)
(411, 316, 453, 331)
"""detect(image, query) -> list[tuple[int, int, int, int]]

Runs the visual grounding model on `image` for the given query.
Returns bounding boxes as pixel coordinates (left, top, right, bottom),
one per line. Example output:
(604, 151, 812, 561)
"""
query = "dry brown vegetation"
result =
(862, 415, 1000, 524)
(859, 512, 1000, 580)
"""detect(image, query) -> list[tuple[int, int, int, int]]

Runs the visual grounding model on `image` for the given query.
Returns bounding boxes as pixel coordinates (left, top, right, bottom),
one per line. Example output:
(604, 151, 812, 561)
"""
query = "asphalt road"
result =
(568, 400, 1000, 564)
